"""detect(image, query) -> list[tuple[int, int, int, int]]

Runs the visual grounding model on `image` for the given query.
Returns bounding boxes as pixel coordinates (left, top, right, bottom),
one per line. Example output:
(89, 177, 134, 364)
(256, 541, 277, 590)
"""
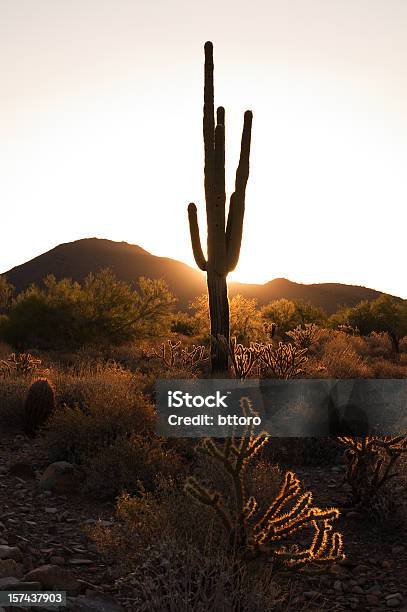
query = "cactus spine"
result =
(188, 42, 253, 372)
(23, 378, 56, 436)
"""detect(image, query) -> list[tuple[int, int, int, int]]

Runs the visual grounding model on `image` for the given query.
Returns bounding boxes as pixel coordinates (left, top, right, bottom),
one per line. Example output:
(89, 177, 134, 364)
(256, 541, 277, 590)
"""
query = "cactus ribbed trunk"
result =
(188, 42, 252, 374)
(207, 267, 229, 372)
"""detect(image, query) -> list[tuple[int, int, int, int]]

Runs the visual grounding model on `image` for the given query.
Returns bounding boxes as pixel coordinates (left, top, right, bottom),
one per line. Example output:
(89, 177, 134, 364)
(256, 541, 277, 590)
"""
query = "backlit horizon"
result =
(1, 0, 406, 299)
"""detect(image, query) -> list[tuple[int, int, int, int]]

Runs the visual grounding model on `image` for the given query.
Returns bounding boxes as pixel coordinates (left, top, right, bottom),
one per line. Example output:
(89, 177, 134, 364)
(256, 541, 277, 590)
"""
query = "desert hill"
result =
(3, 238, 388, 313)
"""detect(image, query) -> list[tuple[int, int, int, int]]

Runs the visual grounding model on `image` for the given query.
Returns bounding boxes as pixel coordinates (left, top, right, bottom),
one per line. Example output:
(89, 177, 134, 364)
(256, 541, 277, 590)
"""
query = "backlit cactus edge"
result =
(188, 41, 253, 373)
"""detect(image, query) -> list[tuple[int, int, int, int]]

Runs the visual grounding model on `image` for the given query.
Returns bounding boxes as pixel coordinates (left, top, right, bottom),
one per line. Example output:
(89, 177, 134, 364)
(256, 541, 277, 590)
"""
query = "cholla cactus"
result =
(217, 336, 259, 380)
(286, 324, 322, 349)
(258, 341, 308, 379)
(147, 339, 208, 373)
(185, 398, 344, 566)
(23, 378, 56, 436)
(337, 436, 407, 516)
(0, 352, 42, 377)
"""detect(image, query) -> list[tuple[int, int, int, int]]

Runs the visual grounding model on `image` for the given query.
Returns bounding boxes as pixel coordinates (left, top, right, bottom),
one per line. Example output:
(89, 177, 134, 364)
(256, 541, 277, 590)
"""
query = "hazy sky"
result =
(1, 0, 406, 298)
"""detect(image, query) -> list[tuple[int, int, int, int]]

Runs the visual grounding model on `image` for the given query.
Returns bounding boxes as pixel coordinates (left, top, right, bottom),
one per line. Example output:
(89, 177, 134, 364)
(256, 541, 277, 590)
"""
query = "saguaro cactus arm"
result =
(203, 40, 215, 213)
(188, 203, 207, 271)
(226, 110, 253, 272)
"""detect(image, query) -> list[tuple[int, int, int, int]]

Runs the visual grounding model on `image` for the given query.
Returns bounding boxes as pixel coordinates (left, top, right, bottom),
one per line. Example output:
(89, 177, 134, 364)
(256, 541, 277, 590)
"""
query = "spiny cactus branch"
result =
(185, 397, 344, 565)
(188, 203, 207, 271)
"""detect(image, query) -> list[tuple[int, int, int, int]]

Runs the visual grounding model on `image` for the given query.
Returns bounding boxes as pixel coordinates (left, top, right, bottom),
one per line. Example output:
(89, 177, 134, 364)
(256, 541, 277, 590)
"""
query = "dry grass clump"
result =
(366, 332, 394, 359)
(317, 333, 373, 378)
(52, 360, 147, 409)
(114, 538, 293, 612)
(42, 384, 155, 464)
(370, 357, 407, 378)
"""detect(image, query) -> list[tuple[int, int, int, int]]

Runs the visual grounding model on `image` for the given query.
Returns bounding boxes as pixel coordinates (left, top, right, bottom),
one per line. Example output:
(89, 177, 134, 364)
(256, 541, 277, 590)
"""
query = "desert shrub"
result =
(338, 436, 407, 522)
(2, 270, 176, 349)
(0, 377, 30, 428)
(52, 360, 151, 409)
(318, 333, 373, 378)
(42, 375, 155, 464)
(170, 311, 196, 336)
(366, 332, 393, 358)
(345, 334, 371, 358)
(85, 435, 184, 499)
(369, 357, 407, 378)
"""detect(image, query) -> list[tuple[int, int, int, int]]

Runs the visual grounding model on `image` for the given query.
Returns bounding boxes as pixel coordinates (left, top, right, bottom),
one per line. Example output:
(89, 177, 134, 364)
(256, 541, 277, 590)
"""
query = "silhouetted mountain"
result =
(3, 238, 389, 313)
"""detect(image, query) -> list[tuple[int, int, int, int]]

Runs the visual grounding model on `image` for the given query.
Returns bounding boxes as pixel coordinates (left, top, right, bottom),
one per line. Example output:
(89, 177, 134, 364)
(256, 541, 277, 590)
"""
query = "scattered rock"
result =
(303, 591, 319, 599)
(346, 511, 363, 520)
(0, 577, 41, 591)
(382, 560, 395, 569)
(0, 545, 22, 562)
(366, 594, 380, 606)
(50, 556, 65, 565)
(387, 597, 402, 608)
(70, 594, 125, 611)
(39, 462, 84, 495)
(0, 559, 23, 578)
(8, 462, 35, 480)
(22, 565, 82, 595)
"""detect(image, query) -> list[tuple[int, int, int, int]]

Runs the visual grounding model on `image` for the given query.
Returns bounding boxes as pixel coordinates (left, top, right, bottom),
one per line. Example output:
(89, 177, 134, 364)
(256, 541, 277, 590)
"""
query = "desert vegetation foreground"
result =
(0, 267, 406, 611)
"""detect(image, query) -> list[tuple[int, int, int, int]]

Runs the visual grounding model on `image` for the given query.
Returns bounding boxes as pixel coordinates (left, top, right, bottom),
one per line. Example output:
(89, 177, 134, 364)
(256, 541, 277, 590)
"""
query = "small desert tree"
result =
(338, 295, 407, 355)
(261, 299, 298, 335)
(1, 270, 176, 348)
(190, 293, 263, 345)
(261, 298, 326, 335)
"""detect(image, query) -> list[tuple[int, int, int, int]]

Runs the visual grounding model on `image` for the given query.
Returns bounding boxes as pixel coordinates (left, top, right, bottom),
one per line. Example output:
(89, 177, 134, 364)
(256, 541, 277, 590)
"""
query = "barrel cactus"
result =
(23, 378, 56, 436)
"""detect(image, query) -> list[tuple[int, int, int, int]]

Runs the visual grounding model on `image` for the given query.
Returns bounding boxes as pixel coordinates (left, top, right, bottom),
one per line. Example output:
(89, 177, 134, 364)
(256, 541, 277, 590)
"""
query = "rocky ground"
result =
(0, 432, 406, 612)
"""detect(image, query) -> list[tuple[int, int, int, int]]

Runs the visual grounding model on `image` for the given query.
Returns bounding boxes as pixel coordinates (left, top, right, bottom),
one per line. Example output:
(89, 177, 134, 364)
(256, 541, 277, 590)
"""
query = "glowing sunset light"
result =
(0, 0, 406, 298)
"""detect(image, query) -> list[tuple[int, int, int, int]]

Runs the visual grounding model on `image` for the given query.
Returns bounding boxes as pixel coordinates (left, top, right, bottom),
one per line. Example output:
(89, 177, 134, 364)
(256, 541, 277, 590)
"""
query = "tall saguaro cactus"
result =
(188, 41, 253, 373)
